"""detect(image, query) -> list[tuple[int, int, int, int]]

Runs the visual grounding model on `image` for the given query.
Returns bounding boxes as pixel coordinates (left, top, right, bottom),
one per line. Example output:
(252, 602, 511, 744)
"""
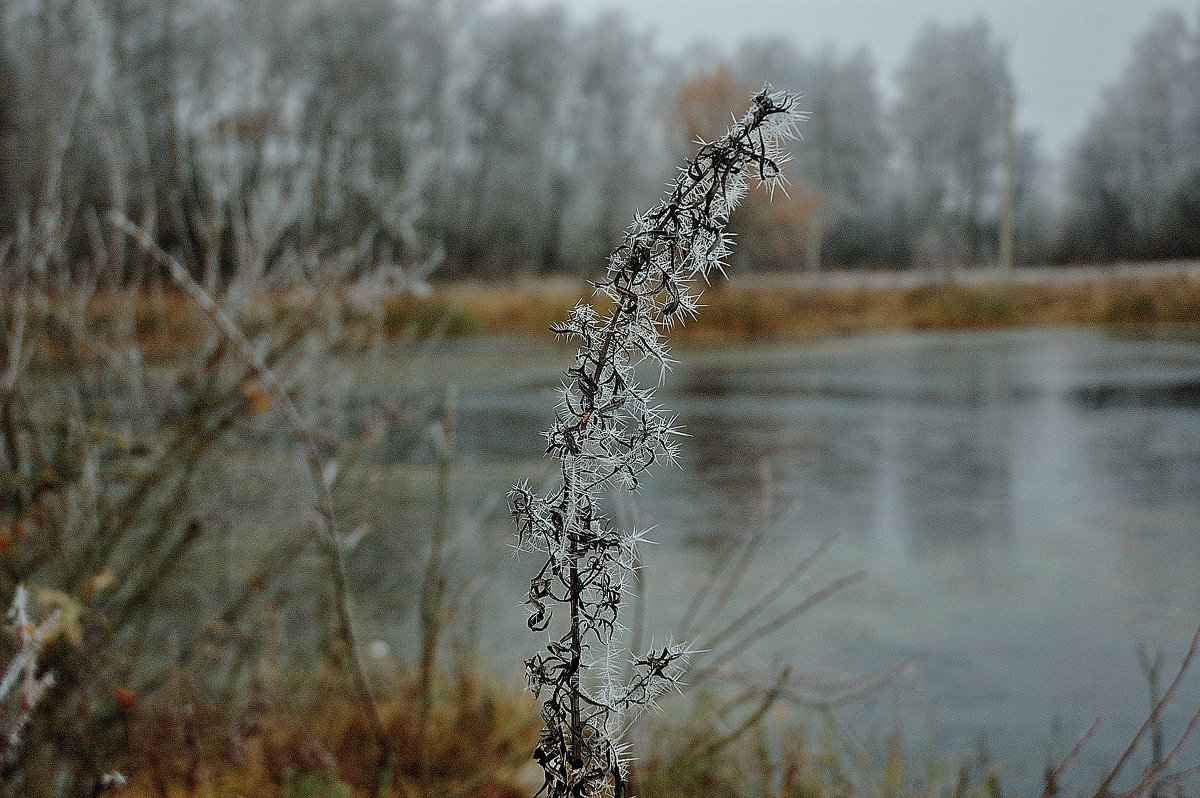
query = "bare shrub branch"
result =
(109, 212, 391, 762)
(1093, 621, 1200, 798)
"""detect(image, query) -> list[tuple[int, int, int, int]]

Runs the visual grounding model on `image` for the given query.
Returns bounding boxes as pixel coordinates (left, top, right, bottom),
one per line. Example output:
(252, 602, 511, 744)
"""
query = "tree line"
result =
(1, 0, 1197, 277)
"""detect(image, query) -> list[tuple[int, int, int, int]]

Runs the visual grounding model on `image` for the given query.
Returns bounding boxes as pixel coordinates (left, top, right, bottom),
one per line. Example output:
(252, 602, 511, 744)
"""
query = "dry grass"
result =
(115, 661, 540, 798)
(437, 269, 1200, 342)
(70, 268, 1200, 363)
(104, 669, 1017, 798)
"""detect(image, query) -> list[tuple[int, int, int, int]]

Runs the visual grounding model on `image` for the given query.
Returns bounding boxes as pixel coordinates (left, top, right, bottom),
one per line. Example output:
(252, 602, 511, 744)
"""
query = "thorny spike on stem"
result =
(510, 87, 801, 798)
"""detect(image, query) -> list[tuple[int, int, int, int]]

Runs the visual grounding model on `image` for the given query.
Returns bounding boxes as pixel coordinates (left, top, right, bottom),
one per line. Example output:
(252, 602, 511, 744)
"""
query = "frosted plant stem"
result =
(511, 87, 801, 798)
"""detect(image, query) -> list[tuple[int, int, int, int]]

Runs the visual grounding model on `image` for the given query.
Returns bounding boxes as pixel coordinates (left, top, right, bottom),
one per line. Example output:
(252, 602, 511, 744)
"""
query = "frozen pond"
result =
(352, 326, 1200, 790)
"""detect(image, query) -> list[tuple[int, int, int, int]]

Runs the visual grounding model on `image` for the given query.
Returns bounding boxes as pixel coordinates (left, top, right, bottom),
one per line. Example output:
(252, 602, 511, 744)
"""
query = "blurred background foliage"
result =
(1, 0, 1199, 281)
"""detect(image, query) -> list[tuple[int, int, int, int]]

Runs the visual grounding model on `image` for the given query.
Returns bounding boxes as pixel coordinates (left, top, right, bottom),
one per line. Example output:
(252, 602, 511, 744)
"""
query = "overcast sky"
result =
(505, 0, 1197, 164)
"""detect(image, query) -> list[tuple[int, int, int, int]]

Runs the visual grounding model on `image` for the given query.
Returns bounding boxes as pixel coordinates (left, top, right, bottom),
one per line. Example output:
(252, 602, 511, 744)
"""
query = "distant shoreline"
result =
(434, 261, 1200, 342)
(82, 262, 1200, 360)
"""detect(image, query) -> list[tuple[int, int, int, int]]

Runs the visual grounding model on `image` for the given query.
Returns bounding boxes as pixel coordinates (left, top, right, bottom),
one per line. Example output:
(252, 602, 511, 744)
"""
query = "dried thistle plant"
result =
(510, 87, 801, 798)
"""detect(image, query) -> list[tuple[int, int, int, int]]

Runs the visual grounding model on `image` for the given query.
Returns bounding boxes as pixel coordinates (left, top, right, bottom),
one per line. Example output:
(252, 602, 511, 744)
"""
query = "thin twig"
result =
(781, 652, 926, 710)
(686, 463, 796, 640)
(1121, 706, 1200, 798)
(686, 528, 767, 641)
(1092, 621, 1200, 798)
(1039, 718, 1103, 798)
(696, 533, 839, 656)
(417, 384, 456, 797)
(685, 667, 791, 765)
(688, 569, 865, 685)
(109, 212, 391, 762)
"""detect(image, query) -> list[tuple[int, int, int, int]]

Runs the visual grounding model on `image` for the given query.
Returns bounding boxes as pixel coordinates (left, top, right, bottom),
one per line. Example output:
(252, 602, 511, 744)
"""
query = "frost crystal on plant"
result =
(510, 87, 800, 798)
(1, 586, 58, 764)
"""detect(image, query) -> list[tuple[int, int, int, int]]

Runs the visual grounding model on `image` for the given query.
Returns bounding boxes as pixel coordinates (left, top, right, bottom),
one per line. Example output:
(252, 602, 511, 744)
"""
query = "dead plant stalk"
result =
(108, 212, 391, 764)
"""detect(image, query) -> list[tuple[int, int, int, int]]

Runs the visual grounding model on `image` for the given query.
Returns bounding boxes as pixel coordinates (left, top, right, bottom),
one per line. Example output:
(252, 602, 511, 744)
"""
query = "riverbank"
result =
(430, 262, 1200, 342)
(112, 658, 1009, 798)
(99, 263, 1200, 362)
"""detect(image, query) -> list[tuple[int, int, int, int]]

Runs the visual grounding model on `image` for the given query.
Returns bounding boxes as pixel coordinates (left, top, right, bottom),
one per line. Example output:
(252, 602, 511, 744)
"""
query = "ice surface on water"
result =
(359, 327, 1200, 792)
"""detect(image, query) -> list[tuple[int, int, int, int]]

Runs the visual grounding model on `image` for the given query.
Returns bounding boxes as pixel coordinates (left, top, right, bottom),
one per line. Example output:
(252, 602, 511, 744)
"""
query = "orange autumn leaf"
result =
(241, 380, 273, 416)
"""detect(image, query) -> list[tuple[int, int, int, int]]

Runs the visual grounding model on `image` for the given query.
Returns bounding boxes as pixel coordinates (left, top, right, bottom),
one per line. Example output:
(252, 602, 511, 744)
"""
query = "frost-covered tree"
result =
(0, 0, 118, 231)
(893, 20, 1033, 266)
(441, 5, 667, 276)
(0, 0, 1070, 274)
(0, 0, 680, 277)
(737, 38, 890, 267)
(440, 5, 577, 274)
(558, 13, 671, 272)
(0, 18, 19, 221)
(265, 0, 438, 248)
(1063, 9, 1200, 260)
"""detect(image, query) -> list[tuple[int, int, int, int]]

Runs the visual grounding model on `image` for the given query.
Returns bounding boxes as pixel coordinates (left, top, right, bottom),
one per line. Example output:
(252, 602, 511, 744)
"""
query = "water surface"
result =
(358, 327, 1200, 790)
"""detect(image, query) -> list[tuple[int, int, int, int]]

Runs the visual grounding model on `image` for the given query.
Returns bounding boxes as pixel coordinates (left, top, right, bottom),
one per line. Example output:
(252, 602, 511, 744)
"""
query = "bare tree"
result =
(737, 38, 890, 267)
(1063, 9, 1200, 261)
(893, 20, 1026, 267)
